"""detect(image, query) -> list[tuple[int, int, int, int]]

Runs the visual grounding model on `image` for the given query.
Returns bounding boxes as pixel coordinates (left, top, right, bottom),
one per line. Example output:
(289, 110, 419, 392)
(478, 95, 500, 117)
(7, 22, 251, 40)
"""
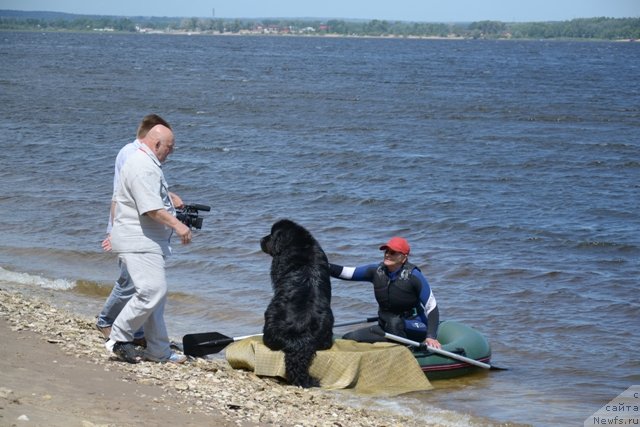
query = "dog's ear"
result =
(270, 229, 284, 256)
(268, 221, 287, 255)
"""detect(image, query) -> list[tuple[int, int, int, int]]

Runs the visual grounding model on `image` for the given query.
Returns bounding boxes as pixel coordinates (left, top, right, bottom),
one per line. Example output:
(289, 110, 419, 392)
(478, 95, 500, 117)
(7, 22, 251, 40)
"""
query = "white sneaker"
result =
(144, 351, 187, 364)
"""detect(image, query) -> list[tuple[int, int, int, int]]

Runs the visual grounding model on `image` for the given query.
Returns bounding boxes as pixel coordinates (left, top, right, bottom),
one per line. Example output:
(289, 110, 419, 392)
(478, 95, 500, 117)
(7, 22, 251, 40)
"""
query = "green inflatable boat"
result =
(412, 320, 492, 380)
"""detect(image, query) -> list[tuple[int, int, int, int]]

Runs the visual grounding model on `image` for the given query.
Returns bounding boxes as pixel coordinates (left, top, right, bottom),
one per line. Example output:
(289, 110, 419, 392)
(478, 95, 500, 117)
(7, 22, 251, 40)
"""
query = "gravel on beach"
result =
(0, 287, 452, 427)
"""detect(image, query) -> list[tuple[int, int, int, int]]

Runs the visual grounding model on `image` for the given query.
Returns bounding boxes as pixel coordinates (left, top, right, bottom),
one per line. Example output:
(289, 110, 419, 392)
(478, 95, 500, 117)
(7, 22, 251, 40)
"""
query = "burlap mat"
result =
(225, 337, 432, 396)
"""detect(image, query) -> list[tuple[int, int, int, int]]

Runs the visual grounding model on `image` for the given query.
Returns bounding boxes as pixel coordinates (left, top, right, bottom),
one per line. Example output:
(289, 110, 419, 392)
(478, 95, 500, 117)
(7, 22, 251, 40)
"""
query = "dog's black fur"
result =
(260, 219, 334, 388)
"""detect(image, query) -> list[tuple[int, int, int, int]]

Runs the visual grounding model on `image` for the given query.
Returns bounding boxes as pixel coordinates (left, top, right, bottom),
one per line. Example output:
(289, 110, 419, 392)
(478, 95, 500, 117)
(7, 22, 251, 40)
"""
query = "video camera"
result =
(176, 203, 211, 230)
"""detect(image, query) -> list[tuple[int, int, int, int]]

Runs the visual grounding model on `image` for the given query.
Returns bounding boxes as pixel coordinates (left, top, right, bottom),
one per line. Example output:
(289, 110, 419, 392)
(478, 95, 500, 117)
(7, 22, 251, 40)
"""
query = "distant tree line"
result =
(0, 16, 139, 32)
(1, 12, 639, 40)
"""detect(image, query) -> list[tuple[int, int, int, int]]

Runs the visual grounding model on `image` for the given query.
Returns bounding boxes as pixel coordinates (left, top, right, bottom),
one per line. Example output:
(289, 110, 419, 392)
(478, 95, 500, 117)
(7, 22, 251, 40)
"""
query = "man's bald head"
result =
(142, 124, 175, 163)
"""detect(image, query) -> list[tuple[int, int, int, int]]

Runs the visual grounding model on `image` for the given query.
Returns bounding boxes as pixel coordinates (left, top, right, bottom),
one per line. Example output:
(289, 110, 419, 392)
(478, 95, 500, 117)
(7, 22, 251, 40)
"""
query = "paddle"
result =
(375, 330, 506, 371)
(183, 316, 379, 357)
(183, 332, 262, 357)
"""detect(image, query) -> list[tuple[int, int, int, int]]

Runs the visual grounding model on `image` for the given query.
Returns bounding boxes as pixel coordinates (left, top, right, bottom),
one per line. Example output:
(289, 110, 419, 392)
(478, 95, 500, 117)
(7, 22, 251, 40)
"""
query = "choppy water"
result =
(1, 31, 639, 426)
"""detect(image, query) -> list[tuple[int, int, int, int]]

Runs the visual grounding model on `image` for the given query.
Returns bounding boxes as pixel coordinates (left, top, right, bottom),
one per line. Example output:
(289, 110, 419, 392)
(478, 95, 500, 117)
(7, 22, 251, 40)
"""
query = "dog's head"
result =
(260, 219, 312, 257)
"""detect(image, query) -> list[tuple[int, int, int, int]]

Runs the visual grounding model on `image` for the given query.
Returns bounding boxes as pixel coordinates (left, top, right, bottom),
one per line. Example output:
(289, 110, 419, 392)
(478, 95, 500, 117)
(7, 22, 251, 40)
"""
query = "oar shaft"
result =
(227, 319, 377, 343)
(234, 333, 263, 341)
(334, 317, 378, 328)
(218, 318, 378, 344)
(184, 317, 379, 356)
(382, 332, 491, 370)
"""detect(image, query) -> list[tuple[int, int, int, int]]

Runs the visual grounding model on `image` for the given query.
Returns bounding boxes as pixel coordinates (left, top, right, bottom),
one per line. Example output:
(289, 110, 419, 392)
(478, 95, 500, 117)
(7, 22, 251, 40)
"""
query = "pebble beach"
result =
(0, 287, 510, 427)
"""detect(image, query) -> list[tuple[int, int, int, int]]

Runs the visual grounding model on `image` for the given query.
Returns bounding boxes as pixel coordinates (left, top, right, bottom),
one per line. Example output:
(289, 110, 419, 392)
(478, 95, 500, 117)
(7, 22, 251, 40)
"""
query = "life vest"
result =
(372, 262, 421, 315)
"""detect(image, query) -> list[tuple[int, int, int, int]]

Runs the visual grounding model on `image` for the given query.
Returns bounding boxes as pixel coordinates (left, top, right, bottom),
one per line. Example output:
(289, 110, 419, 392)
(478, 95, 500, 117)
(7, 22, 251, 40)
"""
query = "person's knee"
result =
(404, 319, 427, 341)
(342, 330, 356, 340)
(384, 317, 406, 336)
(136, 282, 167, 306)
(342, 326, 384, 343)
(127, 254, 167, 305)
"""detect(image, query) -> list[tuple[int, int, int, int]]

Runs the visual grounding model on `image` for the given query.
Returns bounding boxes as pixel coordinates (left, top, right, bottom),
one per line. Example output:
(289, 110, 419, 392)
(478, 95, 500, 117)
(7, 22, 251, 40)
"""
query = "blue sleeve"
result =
(329, 263, 378, 282)
(426, 305, 440, 339)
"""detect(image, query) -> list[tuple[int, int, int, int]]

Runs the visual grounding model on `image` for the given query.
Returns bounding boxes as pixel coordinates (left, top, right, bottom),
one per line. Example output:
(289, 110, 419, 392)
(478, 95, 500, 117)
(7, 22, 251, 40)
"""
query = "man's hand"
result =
(174, 222, 192, 245)
(146, 208, 192, 245)
(101, 235, 112, 252)
(425, 337, 442, 349)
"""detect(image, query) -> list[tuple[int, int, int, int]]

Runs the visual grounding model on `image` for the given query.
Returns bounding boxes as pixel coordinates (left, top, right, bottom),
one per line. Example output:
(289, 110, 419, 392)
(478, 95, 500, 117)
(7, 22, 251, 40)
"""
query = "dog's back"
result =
(261, 219, 334, 387)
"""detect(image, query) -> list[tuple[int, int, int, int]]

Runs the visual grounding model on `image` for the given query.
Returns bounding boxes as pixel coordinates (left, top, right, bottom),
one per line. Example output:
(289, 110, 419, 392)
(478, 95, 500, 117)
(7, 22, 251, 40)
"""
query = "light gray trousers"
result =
(110, 252, 171, 361)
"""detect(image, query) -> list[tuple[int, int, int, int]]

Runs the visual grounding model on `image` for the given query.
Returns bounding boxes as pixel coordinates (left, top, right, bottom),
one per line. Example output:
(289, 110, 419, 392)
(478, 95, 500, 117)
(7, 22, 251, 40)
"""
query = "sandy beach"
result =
(0, 287, 443, 427)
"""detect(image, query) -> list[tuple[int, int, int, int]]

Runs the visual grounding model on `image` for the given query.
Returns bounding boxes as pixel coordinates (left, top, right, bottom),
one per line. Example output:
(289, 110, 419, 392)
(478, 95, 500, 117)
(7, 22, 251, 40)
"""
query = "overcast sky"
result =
(0, 0, 637, 22)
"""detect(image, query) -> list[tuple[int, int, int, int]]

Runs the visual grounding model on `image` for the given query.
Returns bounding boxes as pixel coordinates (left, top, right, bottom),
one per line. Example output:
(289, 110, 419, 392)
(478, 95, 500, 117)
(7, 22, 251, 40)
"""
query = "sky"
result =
(0, 0, 638, 22)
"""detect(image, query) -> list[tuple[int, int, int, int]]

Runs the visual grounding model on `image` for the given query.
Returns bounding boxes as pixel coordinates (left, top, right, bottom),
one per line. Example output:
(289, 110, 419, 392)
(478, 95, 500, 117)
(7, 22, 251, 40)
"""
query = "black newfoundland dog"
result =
(260, 219, 334, 388)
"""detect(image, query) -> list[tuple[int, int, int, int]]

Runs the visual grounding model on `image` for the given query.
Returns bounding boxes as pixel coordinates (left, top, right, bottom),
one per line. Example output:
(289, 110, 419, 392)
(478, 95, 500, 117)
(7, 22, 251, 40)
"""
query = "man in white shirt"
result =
(96, 115, 182, 346)
(106, 124, 191, 364)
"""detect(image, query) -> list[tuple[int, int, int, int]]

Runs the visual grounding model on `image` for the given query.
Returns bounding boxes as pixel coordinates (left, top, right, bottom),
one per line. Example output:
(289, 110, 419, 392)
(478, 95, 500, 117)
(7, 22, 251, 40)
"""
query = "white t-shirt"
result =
(110, 144, 175, 256)
(106, 139, 141, 234)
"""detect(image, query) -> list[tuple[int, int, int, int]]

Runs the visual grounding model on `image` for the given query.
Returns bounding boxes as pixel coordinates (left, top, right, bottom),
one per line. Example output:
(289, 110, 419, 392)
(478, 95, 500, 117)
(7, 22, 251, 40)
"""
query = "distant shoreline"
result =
(2, 11, 638, 41)
(2, 28, 637, 42)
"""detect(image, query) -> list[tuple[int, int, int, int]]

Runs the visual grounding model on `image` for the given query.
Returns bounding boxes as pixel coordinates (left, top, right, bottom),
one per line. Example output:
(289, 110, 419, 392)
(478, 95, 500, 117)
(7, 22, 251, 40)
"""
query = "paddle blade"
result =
(489, 364, 509, 371)
(182, 332, 233, 357)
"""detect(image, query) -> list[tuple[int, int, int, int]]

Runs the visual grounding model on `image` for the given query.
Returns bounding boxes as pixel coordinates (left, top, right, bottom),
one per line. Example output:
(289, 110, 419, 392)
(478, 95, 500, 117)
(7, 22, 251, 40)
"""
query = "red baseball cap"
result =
(379, 237, 410, 255)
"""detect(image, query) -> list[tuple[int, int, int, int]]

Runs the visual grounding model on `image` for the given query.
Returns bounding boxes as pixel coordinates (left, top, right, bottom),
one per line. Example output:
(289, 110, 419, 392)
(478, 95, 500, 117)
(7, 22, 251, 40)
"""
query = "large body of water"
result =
(1, 31, 638, 426)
